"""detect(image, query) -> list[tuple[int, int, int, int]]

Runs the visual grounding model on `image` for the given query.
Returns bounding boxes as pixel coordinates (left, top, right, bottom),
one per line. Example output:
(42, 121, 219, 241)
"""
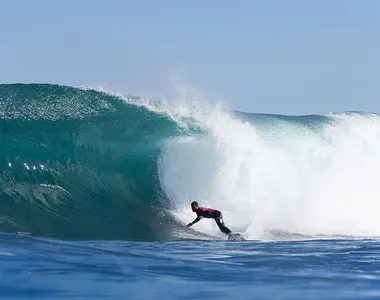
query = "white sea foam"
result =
(157, 104, 380, 240)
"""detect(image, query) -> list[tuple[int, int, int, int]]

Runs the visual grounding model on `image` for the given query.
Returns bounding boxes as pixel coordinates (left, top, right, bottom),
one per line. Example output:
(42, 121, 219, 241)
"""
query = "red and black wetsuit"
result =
(195, 206, 218, 218)
(192, 206, 231, 234)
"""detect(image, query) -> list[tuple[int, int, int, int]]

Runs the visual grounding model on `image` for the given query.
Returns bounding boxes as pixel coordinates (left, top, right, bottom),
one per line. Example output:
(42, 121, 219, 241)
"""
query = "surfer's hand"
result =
(186, 223, 192, 227)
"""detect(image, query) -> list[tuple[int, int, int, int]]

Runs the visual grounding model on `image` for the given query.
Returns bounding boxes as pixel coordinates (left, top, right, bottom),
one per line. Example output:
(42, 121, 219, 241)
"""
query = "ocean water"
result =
(1, 83, 380, 299)
(1, 233, 380, 299)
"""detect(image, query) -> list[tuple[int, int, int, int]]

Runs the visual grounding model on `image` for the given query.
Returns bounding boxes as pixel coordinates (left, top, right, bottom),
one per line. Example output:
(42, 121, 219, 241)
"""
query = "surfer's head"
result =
(191, 201, 198, 212)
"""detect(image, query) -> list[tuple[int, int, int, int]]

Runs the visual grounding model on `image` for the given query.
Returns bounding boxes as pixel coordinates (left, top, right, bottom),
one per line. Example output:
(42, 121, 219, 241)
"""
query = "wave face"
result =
(1, 83, 380, 241)
(0, 83, 185, 240)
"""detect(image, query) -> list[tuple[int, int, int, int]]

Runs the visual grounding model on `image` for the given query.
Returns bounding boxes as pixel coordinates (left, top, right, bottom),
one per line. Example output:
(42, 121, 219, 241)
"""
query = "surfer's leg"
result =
(215, 213, 231, 234)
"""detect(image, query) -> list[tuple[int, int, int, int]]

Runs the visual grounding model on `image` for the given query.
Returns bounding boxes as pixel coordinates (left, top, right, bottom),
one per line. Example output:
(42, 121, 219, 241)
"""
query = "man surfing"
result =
(186, 201, 232, 235)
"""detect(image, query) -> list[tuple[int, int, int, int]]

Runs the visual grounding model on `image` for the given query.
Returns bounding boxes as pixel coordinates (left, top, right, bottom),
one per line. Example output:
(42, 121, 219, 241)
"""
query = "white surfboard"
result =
(228, 232, 245, 241)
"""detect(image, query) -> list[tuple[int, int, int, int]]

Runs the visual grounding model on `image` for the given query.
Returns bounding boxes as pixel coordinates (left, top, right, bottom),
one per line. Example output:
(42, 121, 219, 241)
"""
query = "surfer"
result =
(186, 201, 232, 235)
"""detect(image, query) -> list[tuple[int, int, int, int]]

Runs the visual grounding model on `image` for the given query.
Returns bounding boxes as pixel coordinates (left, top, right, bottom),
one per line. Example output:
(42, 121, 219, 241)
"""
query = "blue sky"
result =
(1, 0, 379, 114)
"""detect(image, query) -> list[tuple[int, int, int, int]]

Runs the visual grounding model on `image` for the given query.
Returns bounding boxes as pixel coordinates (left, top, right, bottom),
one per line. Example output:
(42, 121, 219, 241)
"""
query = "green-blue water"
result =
(0, 84, 187, 240)
(1, 83, 380, 299)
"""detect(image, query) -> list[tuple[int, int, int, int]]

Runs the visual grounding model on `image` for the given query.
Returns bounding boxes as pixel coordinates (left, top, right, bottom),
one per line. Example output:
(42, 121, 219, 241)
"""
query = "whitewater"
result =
(1, 83, 380, 299)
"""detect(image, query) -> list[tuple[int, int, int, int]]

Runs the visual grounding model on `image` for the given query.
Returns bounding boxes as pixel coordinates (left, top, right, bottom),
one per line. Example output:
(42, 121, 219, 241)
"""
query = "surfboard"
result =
(228, 232, 245, 241)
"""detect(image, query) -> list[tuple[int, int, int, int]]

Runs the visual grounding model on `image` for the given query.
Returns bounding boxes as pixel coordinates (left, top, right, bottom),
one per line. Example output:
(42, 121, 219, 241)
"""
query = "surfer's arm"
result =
(186, 216, 203, 227)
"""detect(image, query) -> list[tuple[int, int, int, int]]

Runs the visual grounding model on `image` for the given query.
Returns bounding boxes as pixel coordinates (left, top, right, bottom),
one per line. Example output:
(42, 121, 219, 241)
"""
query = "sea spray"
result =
(159, 111, 380, 239)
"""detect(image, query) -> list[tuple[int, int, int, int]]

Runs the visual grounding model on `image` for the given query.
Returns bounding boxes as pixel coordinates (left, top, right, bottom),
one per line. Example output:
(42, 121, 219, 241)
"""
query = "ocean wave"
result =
(1, 83, 380, 241)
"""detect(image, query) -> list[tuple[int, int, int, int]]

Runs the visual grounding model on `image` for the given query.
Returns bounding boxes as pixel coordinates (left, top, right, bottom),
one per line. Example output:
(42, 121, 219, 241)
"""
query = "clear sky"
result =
(1, 0, 379, 114)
